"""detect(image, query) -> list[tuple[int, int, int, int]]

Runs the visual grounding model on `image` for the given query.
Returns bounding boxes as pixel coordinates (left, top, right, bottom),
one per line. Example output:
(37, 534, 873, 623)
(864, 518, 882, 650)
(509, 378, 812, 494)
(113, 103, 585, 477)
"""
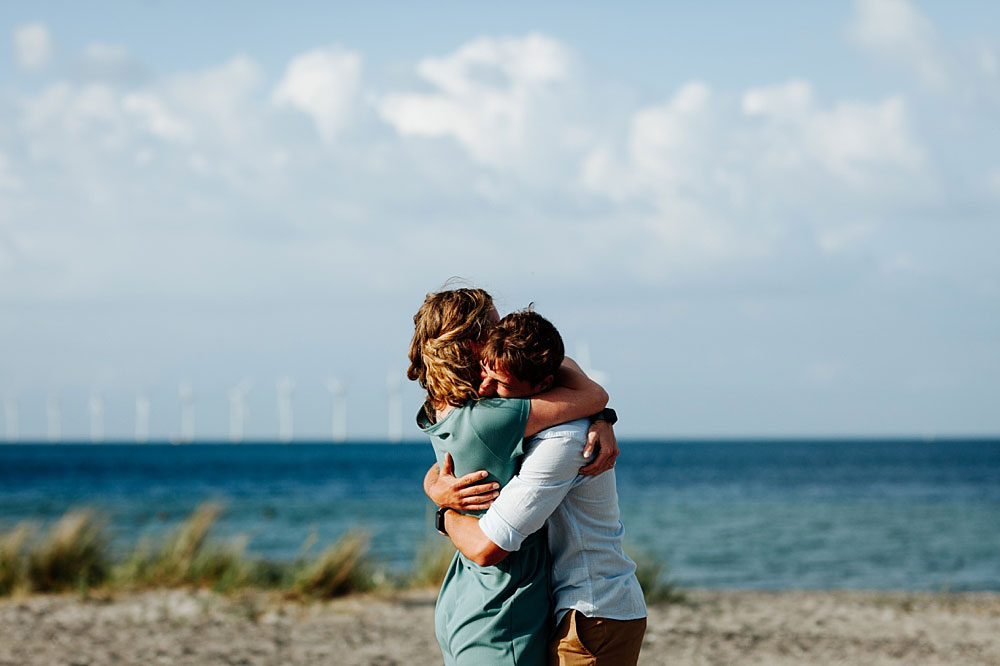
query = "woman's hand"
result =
(424, 453, 500, 511)
(579, 420, 619, 475)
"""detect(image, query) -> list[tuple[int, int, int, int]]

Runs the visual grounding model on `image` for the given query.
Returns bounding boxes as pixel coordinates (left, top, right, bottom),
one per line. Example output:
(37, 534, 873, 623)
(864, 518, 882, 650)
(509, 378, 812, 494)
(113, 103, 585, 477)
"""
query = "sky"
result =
(1, 0, 997, 441)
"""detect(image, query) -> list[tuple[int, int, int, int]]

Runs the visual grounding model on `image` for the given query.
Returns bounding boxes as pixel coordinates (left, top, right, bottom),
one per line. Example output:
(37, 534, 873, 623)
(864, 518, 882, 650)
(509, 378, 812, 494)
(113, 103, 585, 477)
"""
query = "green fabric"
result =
(436, 531, 550, 666)
(418, 398, 530, 515)
(418, 398, 552, 666)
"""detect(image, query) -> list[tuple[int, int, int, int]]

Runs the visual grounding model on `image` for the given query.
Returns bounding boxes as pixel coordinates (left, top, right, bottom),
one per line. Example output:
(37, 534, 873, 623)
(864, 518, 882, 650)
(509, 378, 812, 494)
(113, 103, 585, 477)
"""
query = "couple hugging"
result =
(408, 287, 646, 666)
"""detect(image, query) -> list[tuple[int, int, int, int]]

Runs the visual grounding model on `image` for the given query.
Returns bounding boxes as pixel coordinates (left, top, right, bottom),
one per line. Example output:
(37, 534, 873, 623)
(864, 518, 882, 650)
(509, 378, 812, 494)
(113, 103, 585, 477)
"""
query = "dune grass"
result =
(0, 505, 681, 604)
(27, 510, 109, 593)
(295, 531, 376, 598)
(115, 503, 259, 591)
(0, 523, 33, 595)
(411, 538, 456, 587)
(629, 547, 686, 604)
(0, 504, 379, 598)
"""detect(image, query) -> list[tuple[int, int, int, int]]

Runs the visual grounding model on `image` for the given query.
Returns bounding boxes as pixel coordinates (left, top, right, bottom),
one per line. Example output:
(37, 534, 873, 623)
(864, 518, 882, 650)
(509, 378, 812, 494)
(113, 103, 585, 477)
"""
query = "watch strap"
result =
(589, 407, 618, 426)
(435, 506, 453, 536)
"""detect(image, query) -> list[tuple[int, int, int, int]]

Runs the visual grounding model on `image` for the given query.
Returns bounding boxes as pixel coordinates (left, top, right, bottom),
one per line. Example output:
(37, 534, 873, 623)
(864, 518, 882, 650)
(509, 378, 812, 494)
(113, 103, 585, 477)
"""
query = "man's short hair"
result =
(481, 309, 565, 387)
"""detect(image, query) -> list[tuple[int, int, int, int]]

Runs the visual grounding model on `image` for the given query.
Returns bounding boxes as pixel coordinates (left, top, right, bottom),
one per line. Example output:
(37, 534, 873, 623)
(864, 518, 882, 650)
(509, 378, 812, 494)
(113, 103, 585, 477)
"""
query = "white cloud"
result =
(624, 82, 713, 197)
(742, 79, 813, 118)
(580, 79, 926, 273)
(585, 79, 923, 205)
(123, 92, 192, 142)
(19, 47, 248, 150)
(272, 46, 361, 142)
(21, 82, 126, 141)
(166, 56, 265, 142)
(377, 34, 572, 168)
(0, 32, 956, 300)
(847, 0, 950, 89)
(13, 23, 53, 70)
(743, 81, 923, 182)
(18, 56, 265, 149)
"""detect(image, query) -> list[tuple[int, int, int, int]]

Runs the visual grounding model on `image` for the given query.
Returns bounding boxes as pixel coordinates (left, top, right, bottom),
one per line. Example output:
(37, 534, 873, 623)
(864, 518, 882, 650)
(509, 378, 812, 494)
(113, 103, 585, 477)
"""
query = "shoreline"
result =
(2, 588, 998, 665)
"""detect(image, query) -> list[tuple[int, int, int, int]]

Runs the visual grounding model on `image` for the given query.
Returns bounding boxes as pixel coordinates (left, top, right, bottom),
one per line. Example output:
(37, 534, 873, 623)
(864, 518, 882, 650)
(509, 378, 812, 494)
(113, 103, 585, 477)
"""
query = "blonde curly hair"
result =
(407, 287, 495, 410)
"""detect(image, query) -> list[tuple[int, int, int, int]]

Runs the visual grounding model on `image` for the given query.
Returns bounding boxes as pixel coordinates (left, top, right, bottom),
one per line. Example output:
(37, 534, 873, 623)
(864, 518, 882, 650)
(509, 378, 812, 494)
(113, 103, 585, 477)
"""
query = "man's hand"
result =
(579, 420, 619, 475)
(424, 453, 500, 511)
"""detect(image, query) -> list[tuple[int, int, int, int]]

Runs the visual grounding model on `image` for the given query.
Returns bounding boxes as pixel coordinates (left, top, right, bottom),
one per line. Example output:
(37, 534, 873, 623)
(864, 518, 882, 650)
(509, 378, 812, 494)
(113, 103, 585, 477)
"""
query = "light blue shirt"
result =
(479, 419, 647, 624)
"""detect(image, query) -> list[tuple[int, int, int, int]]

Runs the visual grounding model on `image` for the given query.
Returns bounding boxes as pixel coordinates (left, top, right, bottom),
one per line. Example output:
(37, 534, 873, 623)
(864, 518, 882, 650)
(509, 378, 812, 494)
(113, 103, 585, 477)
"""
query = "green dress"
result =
(418, 398, 552, 666)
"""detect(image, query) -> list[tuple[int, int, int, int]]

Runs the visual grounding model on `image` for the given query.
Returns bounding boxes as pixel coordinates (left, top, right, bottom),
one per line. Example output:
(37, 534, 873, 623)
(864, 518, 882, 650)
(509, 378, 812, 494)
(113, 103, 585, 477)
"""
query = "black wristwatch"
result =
(435, 506, 453, 536)
(589, 407, 618, 426)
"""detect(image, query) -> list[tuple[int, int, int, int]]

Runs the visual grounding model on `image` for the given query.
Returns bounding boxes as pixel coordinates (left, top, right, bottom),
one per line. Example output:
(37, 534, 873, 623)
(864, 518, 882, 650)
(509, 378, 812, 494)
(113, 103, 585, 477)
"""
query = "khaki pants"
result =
(549, 610, 647, 666)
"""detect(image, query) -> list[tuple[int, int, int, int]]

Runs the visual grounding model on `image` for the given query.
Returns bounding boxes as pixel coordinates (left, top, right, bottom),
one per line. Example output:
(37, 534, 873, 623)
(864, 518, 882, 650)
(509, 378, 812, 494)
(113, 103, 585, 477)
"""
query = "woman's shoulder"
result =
(425, 398, 530, 438)
(468, 397, 529, 416)
(465, 398, 530, 436)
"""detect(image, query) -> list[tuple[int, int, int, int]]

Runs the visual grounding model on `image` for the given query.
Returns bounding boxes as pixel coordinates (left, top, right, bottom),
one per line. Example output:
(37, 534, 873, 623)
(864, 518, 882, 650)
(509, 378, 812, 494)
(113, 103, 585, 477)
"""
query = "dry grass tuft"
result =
(629, 547, 686, 604)
(27, 510, 109, 592)
(117, 503, 257, 590)
(0, 523, 35, 595)
(296, 531, 375, 598)
(410, 538, 456, 588)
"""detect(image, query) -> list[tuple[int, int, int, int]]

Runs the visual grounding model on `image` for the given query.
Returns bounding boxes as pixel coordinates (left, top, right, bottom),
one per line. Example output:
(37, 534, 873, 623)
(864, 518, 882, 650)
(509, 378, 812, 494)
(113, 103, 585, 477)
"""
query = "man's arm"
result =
(441, 511, 509, 566)
(539, 357, 619, 474)
(524, 359, 607, 437)
(440, 425, 588, 566)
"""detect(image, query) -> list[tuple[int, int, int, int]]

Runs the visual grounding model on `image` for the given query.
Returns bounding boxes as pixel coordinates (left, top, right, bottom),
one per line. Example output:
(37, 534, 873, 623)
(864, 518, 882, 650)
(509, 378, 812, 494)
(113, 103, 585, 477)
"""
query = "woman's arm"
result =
(524, 357, 608, 437)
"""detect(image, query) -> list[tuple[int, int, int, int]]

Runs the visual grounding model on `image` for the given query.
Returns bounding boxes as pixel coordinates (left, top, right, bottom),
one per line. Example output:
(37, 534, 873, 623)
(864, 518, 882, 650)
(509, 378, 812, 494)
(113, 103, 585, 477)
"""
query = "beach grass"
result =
(0, 505, 681, 603)
(629, 547, 686, 604)
(115, 503, 258, 591)
(295, 530, 377, 598)
(0, 523, 33, 595)
(411, 538, 456, 587)
(27, 510, 109, 593)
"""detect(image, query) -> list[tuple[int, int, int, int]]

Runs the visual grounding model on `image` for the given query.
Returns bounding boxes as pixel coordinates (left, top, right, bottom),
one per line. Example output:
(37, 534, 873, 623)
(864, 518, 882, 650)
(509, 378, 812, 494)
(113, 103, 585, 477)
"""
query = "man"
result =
(425, 310, 647, 666)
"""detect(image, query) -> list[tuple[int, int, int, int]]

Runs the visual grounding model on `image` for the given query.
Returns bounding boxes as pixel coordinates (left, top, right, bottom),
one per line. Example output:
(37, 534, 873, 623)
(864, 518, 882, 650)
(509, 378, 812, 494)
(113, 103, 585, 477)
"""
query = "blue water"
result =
(1, 439, 998, 591)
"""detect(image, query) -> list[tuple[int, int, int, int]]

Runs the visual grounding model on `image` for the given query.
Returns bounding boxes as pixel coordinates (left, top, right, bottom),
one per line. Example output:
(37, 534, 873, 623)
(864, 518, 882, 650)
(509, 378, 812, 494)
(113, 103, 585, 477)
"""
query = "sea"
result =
(1, 439, 998, 591)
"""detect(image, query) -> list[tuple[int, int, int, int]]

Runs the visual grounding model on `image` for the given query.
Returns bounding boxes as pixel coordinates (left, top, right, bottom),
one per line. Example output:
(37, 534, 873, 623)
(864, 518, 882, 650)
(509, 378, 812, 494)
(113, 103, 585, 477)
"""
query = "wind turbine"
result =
(228, 379, 253, 443)
(575, 341, 610, 386)
(46, 393, 61, 443)
(277, 377, 294, 443)
(325, 378, 347, 443)
(3, 393, 17, 443)
(135, 393, 150, 444)
(178, 382, 195, 444)
(89, 390, 104, 443)
(387, 370, 403, 444)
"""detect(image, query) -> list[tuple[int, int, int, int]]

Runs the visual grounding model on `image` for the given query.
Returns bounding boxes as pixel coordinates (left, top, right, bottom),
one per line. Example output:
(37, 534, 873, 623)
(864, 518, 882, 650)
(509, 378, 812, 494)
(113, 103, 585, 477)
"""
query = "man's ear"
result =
(539, 375, 555, 392)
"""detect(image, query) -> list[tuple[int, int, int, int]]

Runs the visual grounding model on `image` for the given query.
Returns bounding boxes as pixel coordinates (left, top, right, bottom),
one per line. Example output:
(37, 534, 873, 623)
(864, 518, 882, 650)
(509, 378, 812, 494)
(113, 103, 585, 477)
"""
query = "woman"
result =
(407, 287, 609, 666)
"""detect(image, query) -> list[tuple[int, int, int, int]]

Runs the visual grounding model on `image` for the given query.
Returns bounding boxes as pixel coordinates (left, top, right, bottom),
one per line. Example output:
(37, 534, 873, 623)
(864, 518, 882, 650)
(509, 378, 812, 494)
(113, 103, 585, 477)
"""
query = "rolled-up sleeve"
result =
(479, 426, 586, 552)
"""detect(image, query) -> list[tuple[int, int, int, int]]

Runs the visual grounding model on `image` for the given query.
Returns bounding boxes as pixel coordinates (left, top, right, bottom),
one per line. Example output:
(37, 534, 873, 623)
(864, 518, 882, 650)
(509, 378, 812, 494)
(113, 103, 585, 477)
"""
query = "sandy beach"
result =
(1, 588, 997, 666)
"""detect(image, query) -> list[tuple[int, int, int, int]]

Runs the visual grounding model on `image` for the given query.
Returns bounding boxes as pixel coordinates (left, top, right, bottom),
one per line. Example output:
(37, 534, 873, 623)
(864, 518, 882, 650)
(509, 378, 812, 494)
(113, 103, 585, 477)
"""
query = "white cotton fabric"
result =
(478, 418, 647, 624)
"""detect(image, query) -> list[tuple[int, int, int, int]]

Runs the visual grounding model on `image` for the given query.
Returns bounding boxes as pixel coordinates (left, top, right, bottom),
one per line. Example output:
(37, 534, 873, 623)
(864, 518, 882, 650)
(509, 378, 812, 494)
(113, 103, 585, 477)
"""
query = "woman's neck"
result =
(424, 399, 455, 424)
